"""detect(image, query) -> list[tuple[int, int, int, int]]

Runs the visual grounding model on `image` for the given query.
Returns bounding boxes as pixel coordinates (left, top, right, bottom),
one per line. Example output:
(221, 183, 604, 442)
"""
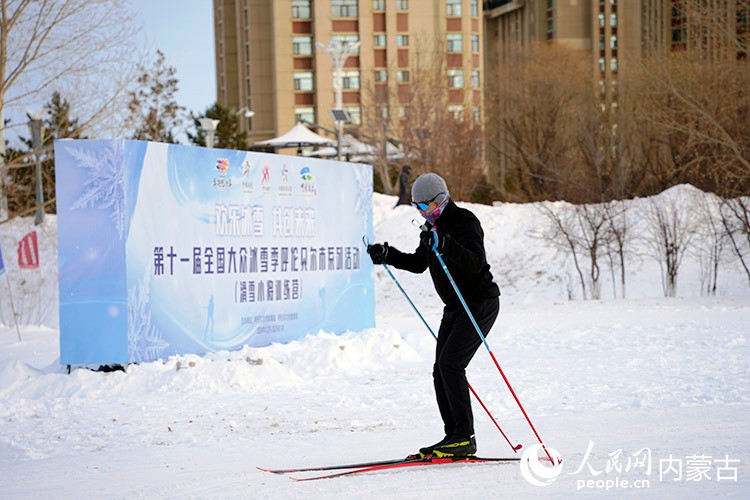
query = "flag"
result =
(18, 231, 40, 270)
(0, 240, 6, 276)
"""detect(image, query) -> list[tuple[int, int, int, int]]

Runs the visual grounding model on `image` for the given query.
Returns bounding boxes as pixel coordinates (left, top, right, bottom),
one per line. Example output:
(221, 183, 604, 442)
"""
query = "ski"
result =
(258, 455, 521, 481)
(257, 457, 410, 475)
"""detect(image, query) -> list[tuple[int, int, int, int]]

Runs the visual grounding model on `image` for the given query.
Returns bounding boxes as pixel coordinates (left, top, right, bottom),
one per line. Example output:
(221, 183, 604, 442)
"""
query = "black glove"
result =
(420, 229, 455, 255)
(367, 242, 389, 265)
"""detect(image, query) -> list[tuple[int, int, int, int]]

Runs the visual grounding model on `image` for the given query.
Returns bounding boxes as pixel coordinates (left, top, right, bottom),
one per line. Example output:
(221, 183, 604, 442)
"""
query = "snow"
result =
(1, 187, 749, 498)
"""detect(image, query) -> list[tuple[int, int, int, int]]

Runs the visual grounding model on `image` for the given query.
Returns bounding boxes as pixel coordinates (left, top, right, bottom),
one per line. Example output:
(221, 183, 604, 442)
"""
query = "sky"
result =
(131, 0, 217, 115)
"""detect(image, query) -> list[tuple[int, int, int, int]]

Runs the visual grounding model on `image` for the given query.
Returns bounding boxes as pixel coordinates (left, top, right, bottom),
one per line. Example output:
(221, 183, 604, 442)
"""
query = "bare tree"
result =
(691, 192, 730, 296)
(0, 0, 140, 221)
(644, 187, 697, 297)
(485, 43, 590, 202)
(719, 196, 750, 287)
(359, 37, 485, 199)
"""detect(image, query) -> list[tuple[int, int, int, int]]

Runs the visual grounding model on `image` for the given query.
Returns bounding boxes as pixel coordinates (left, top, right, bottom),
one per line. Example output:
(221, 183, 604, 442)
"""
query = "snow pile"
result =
(0, 186, 748, 499)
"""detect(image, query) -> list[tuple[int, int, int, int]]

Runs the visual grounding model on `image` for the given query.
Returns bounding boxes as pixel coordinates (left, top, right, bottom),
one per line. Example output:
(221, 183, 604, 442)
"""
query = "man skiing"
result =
(367, 172, 501, 458)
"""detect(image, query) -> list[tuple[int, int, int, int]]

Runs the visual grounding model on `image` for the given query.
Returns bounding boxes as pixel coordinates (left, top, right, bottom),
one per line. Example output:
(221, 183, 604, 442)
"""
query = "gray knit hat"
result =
(411, 173, 449, 204)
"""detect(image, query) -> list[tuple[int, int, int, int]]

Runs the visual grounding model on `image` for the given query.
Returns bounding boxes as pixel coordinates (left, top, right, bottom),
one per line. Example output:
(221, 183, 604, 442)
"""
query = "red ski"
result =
(259, 455, 521, 481)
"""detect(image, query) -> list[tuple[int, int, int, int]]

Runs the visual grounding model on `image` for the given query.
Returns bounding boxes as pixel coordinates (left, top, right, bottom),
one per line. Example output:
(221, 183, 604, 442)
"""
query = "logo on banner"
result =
(18, 231, 40, 270)
(279, 165, 292, 196)
(0, 240, 6, 276)
(299, 166, 316, 196)
(241, 160, 254, 192)
(213, 158, 232, 191)
(261, 164, 272, 193)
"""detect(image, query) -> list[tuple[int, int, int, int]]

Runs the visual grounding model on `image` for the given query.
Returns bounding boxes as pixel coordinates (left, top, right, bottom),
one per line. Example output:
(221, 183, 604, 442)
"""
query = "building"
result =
(213, 0, 484, 145)
(484, 0, 748, 93)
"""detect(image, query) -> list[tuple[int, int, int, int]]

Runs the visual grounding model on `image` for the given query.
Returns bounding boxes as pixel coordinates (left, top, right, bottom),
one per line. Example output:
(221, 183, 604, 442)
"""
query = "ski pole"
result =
(380, 260, 522, 453)
(425, 230, 555, 464)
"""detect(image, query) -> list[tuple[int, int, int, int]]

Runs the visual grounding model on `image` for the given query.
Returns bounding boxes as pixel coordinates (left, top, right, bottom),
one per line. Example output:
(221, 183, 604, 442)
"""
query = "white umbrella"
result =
(254, 122, 334, 151)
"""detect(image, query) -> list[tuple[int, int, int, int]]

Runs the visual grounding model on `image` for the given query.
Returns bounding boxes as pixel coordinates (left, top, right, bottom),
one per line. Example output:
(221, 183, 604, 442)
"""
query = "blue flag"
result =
(0, 240, 5, 276)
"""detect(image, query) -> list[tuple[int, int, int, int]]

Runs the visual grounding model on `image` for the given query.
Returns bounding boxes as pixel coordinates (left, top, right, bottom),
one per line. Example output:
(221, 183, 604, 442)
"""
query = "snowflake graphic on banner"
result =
(352, 166, 373, 221)
(128, 272, 168, 363)
(65, 141, 127, 239)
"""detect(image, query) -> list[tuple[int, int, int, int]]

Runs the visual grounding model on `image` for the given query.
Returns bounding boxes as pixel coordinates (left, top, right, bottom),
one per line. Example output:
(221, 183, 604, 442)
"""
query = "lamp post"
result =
(317, 39, 359, 161)
(27, 110, 46, 225)
(199, 118, 220, 148)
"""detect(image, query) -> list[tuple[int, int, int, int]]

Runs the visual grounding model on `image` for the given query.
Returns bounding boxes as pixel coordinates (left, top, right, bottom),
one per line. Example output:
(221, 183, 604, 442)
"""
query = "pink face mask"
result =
(421, 195, 450, 224)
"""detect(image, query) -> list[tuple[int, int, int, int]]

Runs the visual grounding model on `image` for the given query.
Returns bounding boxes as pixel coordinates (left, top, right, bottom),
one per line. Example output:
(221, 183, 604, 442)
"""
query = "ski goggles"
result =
(412, 192, 445, 211)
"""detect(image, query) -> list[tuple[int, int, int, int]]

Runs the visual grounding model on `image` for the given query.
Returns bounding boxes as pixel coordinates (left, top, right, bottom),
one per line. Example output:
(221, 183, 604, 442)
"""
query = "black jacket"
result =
(385, 200, 500, 309)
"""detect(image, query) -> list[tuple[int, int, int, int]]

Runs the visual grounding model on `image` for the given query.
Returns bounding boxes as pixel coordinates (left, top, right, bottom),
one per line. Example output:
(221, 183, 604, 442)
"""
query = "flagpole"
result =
(4, 273, 22, 342)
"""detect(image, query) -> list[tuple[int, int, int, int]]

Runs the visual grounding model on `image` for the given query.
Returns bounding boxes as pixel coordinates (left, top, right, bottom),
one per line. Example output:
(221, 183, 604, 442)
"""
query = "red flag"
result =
(18, 231, 40, 270)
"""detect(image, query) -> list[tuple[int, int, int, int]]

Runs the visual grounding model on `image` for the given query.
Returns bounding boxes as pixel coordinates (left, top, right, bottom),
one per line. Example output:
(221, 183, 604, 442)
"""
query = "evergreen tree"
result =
(6, 92, 84, 217)
(126, 50, 184, 143)
(188, 103, 249, 150)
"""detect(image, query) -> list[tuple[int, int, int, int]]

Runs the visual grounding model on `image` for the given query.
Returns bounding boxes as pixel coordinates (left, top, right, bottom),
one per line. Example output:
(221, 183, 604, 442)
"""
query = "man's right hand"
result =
(367, 242, 389, 265)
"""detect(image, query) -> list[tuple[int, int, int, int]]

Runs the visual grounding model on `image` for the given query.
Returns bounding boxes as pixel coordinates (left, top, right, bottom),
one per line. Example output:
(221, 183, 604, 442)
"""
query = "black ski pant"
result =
(433, 296, 499, 439)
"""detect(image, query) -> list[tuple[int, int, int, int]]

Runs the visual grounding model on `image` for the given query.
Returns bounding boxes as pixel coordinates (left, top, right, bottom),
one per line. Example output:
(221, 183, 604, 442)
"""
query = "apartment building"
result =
(214, 0, 484, 145)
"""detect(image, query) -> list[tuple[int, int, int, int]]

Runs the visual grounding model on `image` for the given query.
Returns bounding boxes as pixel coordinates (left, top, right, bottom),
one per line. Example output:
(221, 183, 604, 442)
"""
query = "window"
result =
(374, 69, 387, 82)
(610, 58, 618, 72)
(598, 58, 605, 72)
(332, 0, 358, 18)
(293, 36, 312, 55)
(610, 35, 617, 50)
(345, 106, 361, 125)
(471, 34, 479, 53)
(446, 0, 462, 16)
(373, 0, 385, 10)
(397, 34, 409, 47)
(471, 69, 480, 88)
(610, 13, 617, 27)
(448, 104, 464, 120)
(373, 34, 386, 47)
(342, 70, 360, 89)
(471, 0, 479, 17)
(447, 34, 462, 52)
(295, 107, 314, 123)
(396, 70, 410, 82)
(396, 0, 409, 10)
(294, 71, 313, 91)
(332, 34, 361, 53)
(292, 0, 310, 19)
(447, 69, 464, 88)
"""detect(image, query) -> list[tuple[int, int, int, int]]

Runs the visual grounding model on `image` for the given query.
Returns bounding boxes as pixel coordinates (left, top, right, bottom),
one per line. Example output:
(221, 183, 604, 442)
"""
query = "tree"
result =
(126, 50, 185, 143)
(188, 103, 248, 150)
(643, 187, 697, 297)
(4, 92, 85, 218)
(0, 0, 139, 222)
(359, 38, 485, 199)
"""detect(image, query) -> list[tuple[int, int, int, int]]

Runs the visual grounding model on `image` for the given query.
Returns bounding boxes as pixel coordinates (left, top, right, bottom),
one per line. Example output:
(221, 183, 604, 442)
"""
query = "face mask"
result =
(421, 195, 450, 224)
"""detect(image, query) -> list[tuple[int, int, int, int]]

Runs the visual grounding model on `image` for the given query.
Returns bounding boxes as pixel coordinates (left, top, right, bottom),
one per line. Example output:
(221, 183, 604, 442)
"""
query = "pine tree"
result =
(188, 103, 249, 150)
(126, 50, 185, 143)
(6, 92, 85, 217)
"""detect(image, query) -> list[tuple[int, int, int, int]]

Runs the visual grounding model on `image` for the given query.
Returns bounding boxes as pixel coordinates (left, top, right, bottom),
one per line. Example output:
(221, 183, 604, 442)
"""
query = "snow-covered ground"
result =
(1, 188, 749, 499)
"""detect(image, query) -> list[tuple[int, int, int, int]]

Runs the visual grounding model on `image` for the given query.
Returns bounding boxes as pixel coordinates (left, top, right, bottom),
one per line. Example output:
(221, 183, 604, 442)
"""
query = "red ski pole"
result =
(380, 260, 522, 453)
(426, 231, 555, 463)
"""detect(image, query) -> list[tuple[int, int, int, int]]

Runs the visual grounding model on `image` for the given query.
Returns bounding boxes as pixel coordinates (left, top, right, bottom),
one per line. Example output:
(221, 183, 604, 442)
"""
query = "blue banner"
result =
(54, 140, 374, 365)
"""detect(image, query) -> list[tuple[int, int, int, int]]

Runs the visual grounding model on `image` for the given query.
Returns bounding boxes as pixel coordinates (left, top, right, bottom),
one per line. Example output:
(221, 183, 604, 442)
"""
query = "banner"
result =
(54, 140, 374, 365)
(17, 231, 39, 269)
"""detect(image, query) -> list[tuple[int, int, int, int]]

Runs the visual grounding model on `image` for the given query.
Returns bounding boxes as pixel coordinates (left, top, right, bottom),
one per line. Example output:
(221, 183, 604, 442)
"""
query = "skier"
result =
(366, 172, 500, 458)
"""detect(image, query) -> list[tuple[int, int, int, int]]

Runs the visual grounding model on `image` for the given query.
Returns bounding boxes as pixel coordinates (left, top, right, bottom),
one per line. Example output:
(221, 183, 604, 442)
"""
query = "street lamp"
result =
(199, 118, 220, 148)
(26, 110, 47, 225)
(235, 107, 255, 118)
(317, 39, 360, 161)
